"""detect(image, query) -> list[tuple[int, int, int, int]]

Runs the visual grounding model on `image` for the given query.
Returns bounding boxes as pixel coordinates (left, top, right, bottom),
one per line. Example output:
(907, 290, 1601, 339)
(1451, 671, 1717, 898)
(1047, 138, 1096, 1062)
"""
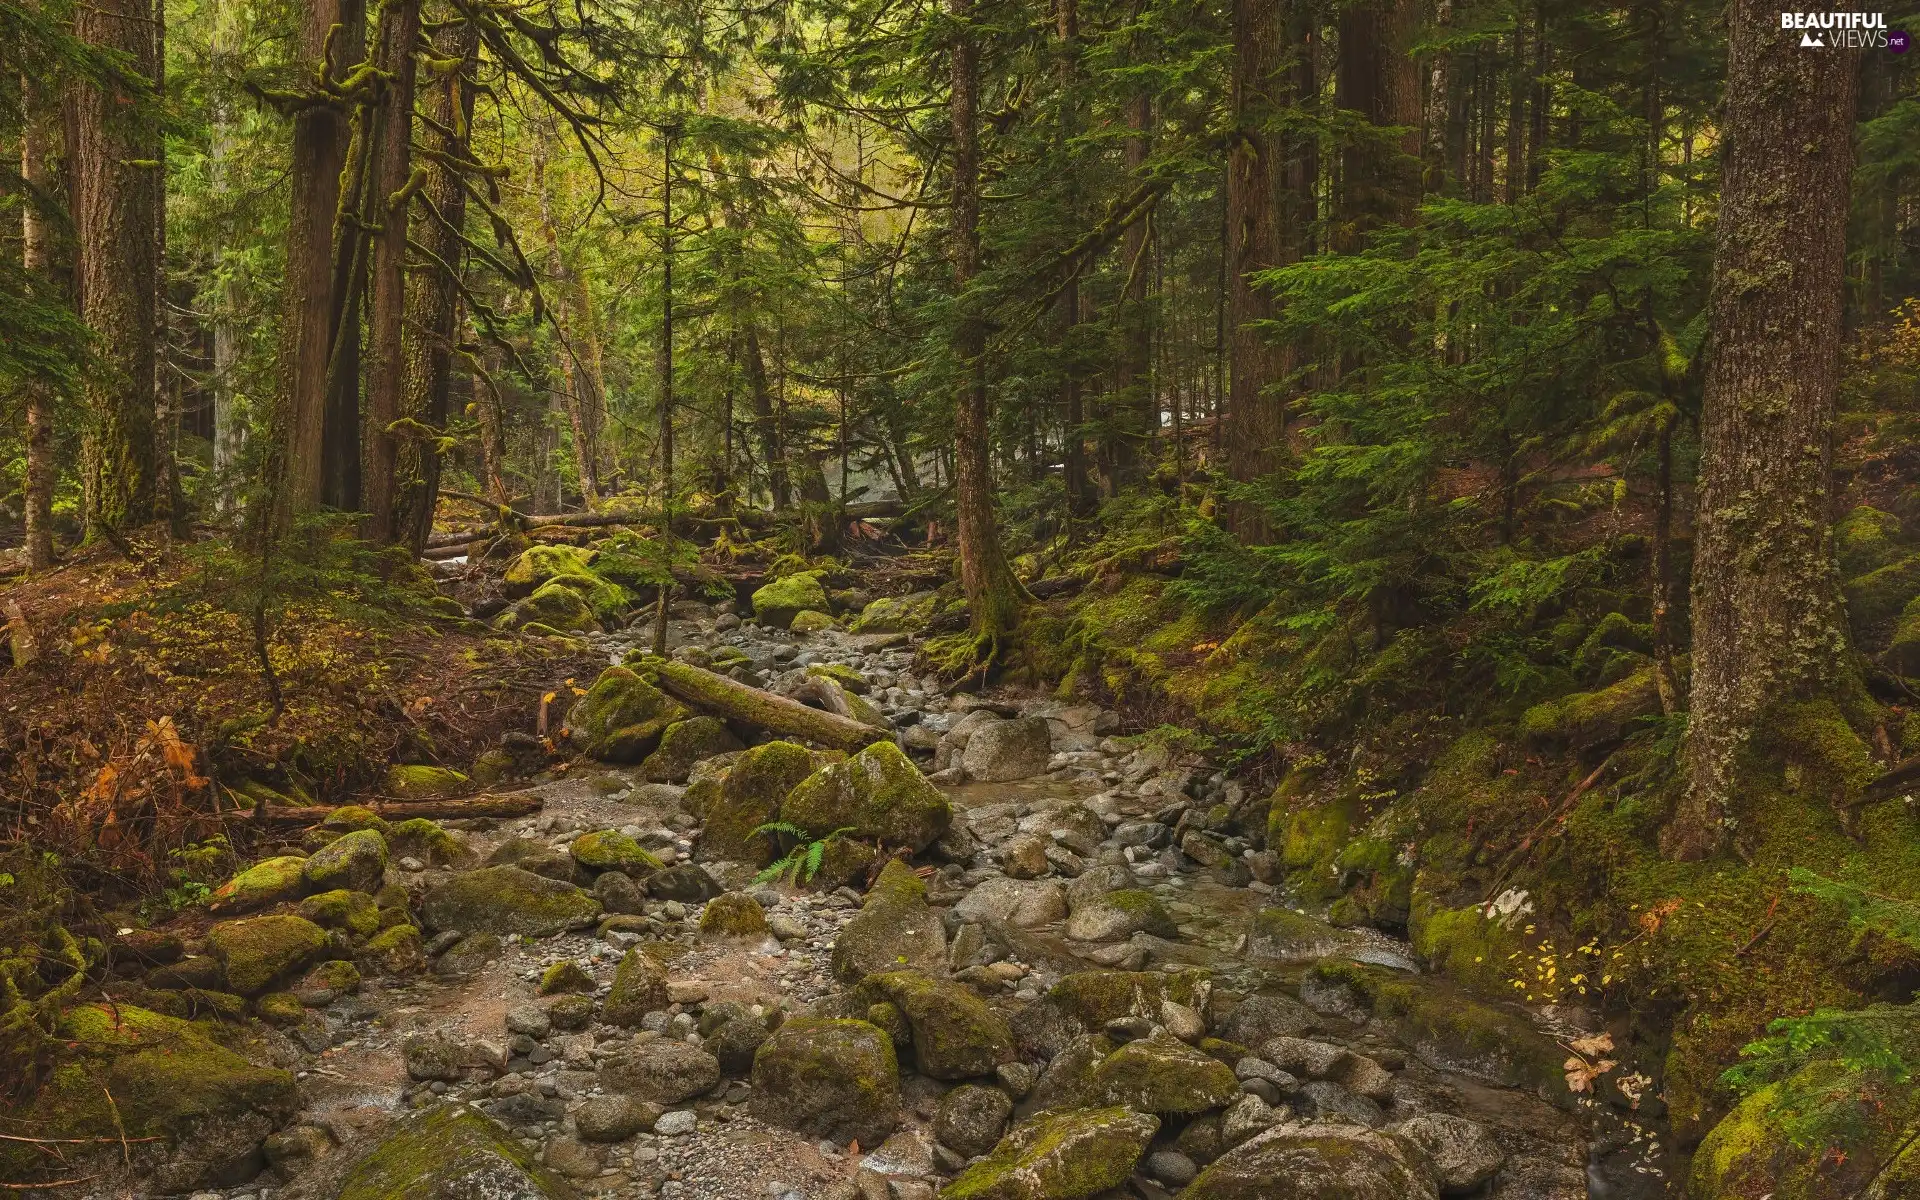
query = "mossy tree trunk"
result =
(74, 0, 161, 536)
(21, 68, 56, 569)
(362, 0, 422, 544)
(1670, 2, 1860, 860)
(948, 0, 1024, 665)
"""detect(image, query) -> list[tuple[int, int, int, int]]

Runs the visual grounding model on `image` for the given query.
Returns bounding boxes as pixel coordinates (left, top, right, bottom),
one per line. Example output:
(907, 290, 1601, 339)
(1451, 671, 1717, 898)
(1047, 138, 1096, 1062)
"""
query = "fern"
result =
(750, 824, 858, 886)
(1788, 868, 1920, 949)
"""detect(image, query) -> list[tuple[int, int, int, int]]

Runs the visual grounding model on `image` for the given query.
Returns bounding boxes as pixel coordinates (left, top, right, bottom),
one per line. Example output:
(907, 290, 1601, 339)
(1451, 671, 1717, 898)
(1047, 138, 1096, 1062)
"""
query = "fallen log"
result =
(649, 660, 893, 751)
(242, 793, 546, 827)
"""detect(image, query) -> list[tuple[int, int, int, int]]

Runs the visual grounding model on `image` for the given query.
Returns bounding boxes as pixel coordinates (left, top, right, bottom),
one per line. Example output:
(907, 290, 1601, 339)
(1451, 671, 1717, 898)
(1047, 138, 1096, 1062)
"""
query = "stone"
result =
(403, 1030, 497, 1082)
(861, 1130, 935, 1177)
(850, 592, 936, 635)
(575, 1094, 663, 1142)
(494, 579, 600, 633)
(1160, 1000, 1207, 1043)
(707, 1016, 772, 1075)
(382, 818, 474, 869)
(953, 876, 1067, 929)
(781, 740, 952, 852)
(357, 925, 424, 975)
(603, 948, 670, 1026)
(1146, 1150, 1198, 1188)
(263, 1123, 334, 1178)
(957, 718, 1053, 784)
(1217, 993, 1316, 1046)
(297, 888, 382, 938)
(749, 1017, 902, 1146)
(998, 835, 1050, 880)
(565, 666, 691, 762)
(641, 717, 746, 783)
(701, 741, 819, 863)
(856, 970, 1015, 1080)
(1337, 1053, 1396, 1102)
(506, 1003, 552, 1039)
(571, 829, 662, 875)
(542, 1136, 602, 1179)
(1043, 970, 1213, 1035)
(934, 1084, 1013, 1158)
(295, 959, 361, 1004)
(1088, 1029, 1239, 1114)
(504, 543, 599, 592)
(595, 869, 644, 914)
(206, 915, 329, 996)
(752, 571, 831, 629)
(1293, 1080, 1385, 1127)
(1259, 1037, 1349, 1079)
(435, 932, 504, 976)
(1062, 890, 1177, 942)
(600, 1039, 722, 1104)
(384, 765, 471, 800)
(832, 860, 948, 985)
(538, 960, 596, 995)
(1221, 1094, 1281, 1147)
(209, 856, 310, 913)
(1185, 1124, 1437, 1199)
(789, 609, 835, 634)
(327, 1104, 572, 1199)
(419, 866, 601, 937)
(1246, 907, 1349, 963)
(940, 1106, 1158, 1200)
(647, 862, 723, 902)
(546, 993, 595, 1031)
(302, 829, 389, 893)
(653, 1108, 698, 1136)
(1393, 1113, 1505, 1193)
(487, 837, 579, 883)
(699, 891, 770, 938)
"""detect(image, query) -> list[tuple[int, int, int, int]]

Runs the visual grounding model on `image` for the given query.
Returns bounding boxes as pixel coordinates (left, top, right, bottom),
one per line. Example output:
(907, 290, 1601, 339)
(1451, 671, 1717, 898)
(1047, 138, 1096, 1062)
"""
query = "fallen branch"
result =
(239, 793, 545, 827)
(648, 660, 893, 751)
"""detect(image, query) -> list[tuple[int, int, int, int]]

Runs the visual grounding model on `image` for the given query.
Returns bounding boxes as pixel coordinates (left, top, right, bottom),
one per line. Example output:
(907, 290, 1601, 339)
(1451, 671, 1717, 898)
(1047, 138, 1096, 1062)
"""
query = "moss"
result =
(418, 866, 601, 937)
(1846, 553, 1920, 636)
(701, 741, 818, 862)
(206, 914, 330, 996)
(303, 827, 390, 893)
(359, 924, 425, 974)
(503, 544, 599, 593)
(1886, 596, 1920, 675)
(538, 960, 596, 995)
(1837, 506, 1904, 577)
(780, 739, 952, 852)
(302, 958, 362, 995)
(940, 1106, 1159, 1200)
(208, 855, 309, 913)
(752, 571, 831, 628)
(1088, 1029, 1240, 1114)
(1407, 896, 1518, 996)
(1046, 969, 1212, 1030)
(650, 660, 891, 751)
(850, 592, 937, 635)
(297, 889, 382, 938)
(469, 748, 517, 786)
(256, 991, 306, 1024)
(603, 946, 669, 1025)
(387, 817, 474, 867)
(565, 666, 691, 762)
(541, 571, 634, 621)
(1518, 666, 1660, 751)
(1368, 975, 1569, 1103)
(334, 1103, 576, 1200)
(570, 830, 663, 874)
(747, 1017, 902, 1147)
(1272, 799, 1352, 902)
(495, 579, 603, 632)
(1689, 1057, 1920, 1200)
(385, 764, 470, 800)
(700, 892, 770, 937)
(857, 969, 1015, 1079)
(322, 804, 390, 834)
(639, 716, 745, 783)
(810, 833, 880, 890)
(790, 609, 835, 633)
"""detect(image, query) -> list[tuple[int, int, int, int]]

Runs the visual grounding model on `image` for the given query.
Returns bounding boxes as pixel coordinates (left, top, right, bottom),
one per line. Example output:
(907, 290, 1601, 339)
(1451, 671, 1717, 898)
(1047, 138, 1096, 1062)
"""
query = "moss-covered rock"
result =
(1063, 888, 1178, 942)
(1838, 506, 1905, 577)
(856, 970, 1015, 1080)
(1087, 1029, 1239, 1114)
(539, 960, 596, 995)
(333, 1103, 577, 1200)
(701, 740, 819, 863)
(565, 666, 691, 762)
(700, 891, 771, 937)
(1367, 975, 1568, 1102)
(0, 1004, 300, 1187)
(1692, 1057, 1920, 1199)
(322, 804, 390, 834)
(639, 716, 745, 783)
(542, 571, 634, 622)
(302, 827, 390, 893)
(807, 663, 870, 693)
(603, 947, 670, 1025)
(851, 592, 936, 635)
(358, 923, 426, 974)
(297, 889, 382, 938)
(209, 855, 309, 914)
(1272, 800, 1352, 902)
(1518, 667, 1661, 751)
(748, 1017, 902, 1146)
(386, 763, 471, 800)
(570, 829, 663, 874)
(831, 859, 947, 984)
(809, 833, 880, 890)
(1043, 970, 1212, 1033)
(495, 579, 602, 633)
(1247, 907, 1349, 964)
(789, 609, 836, 634)
(419, 866, 601, 937)
(298, 958, 362, 1000)
(387, 817, 475, 867)
(504, 544, 600, 594)
(752, 571, 830, 629)
(1184, 1123, 1438, 1199)
(781, 739, 951, 852)
(469, 748, 518, 786)
(1847, 552, 1920, 635)
(1407, 896, 1520, 996)
(207, 914, 330, 995)
(256, 990, 306, 1024)
(940, 1106, 1159, 1200)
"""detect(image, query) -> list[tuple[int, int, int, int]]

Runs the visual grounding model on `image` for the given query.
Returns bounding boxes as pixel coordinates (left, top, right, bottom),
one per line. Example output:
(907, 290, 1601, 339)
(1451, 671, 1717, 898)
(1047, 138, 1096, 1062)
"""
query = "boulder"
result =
(1062, 889, 1178, 942)
(494, 579, 600, 633)
(570, 830, 662, 874)
(960, 717, 1054, 783)
(419, 866, 601, 937)
(640, 717, 745, 783)
(1045, 970, 1212, 1034)
(387, 818, 475, 867)
(385, 765, 471, 800)
(831, 859, 948, 985)
(359, 924, 425, 974)
(1217, 992, 1317, 1046)
(206, 914, 330, 996)
(1393, 1113, 1505, 1193)
(700, 891, 770, 938)
(646, 862, 722, 902)
(850, 592, 936, 635)
(303, 828, 389, 893)
(574, 1094, 662, 1142)
(599, 1039, 721, 1105)
(941, 1106, 1158, 1200)
(701, 740, 818, 863)
(332, 1104, 576, 1200)
(706, 1016, 771, 1076)
(1247, 907, 1349, 964)
(488, 838, 579, 883)
(209, 855, 309, 913)
(297, 889, 382, 938)
(856, 971, 1016, 1080)
(750, 1017, 902, 1146)
(504, 544, 599, 593)
(564, 667, 691, 762)
(538, 960, 596, 995)
(781, 739, 951, 852)
(953, 876, 1067, 929)
(934, 1083, 1014, 1158)
(603, 948, 670, 1026)
(1184, 1123, 1437, 1200)
(789, 609, 835, 633)
(434, 932, 503, 976)
(1088, 1029, 1240, 1114)
(751, 571, 830, 629)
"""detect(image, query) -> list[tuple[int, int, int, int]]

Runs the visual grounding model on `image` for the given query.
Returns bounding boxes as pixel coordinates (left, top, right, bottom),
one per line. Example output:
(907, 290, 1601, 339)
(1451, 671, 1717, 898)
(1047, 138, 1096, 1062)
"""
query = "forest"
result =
(6, 0, 1920, 1195)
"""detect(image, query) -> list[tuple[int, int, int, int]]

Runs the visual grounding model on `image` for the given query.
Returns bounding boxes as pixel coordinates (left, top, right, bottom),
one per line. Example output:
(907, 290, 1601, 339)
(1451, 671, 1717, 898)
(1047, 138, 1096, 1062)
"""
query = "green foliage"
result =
(751, 822, 857, 886)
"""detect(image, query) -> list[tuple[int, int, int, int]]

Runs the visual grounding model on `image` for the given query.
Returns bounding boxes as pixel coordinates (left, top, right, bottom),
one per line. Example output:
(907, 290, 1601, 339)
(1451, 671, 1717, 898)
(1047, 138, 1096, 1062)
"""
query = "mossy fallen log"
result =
(242, 793, 545, 827)
(648, 660, 893, 751)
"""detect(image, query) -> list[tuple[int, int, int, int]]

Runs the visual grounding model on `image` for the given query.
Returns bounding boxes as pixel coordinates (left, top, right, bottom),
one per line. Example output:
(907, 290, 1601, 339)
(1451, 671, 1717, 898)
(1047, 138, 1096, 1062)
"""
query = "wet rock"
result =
(1185, 1123, 1437, 1199)
(953, 876, 1067, 929)
(749, 1017, 902, 1146)
(600, 1038, 722, 1104)
(1062, 889, 1177, 942)
(1246, 907, 1349, 963)
(1146, 1150, 1199, 1188)
(999, 834, 1052, 879)
(206, 914, 330, 996)
(209, 855, 310, 913)
(640, 716, 745, 783)
(434, 932, 503, 976)
(1393, 1113, 1505, 1193)
(782, 740, 952, 852)
(1217, 992, 1316, 1046)
(565, 666, 691, 762)
(603, 947, 670, 1026)
(934, 1083, 1013, 1158)
(700, 890, 771, 938)
(302, 829, 388, 893)
(420, 866, 601, 937)
(960, 717, 1054, 783)
(856, 970, 1016, 1079)
(595, 869, 644, 914)
(941, 1106, 1158, 1200)
(832, 860, 948, 985)
(571, 829, 662, 874)
(647, 862, 723, 902)
(1088, 1029, 1240, 1115)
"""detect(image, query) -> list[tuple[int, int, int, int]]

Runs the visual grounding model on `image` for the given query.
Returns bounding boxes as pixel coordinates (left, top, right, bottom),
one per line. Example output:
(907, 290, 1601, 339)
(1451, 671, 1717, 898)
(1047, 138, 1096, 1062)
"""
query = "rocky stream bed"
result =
(13, 600, 1678, 1199)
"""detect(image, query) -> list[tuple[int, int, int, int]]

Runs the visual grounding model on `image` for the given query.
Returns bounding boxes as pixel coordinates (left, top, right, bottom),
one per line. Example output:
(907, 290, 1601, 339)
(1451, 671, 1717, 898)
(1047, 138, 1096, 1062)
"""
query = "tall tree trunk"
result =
(269, 0, 365, 534)
(209, 44, 246, 512)
(21, 70, 56, 568)
(1505, 16, 1526, 204)
(394, 14, 477, 553)
(658, 133, 676, 507)
(151, 0, 184, 536)
(949, 0, 1022, 660)
(1423, 0, 1451, 193)
(323, 81, 379, 514)
(362, 0, 421, 543)
(1669, 1, 1860, 861)
(535, 126, 601, 505)
(1526, 1, 1549, 193)
(1103, 91, 1152, 496)
(73, 0, 160, 535)
(742, 326, 790, 509)
(1054, 0, 1090, 515)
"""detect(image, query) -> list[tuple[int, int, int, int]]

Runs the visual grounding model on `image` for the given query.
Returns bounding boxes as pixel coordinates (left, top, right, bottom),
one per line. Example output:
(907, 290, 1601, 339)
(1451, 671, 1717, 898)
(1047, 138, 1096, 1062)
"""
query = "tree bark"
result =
(21, 70, 56, 569)
(1669, 2, 1860, 860)
(534, 126, 601, 505)
(651, 661, 893, 750)
(949, 0, 1023, 660)
(1103, 91, 1153, 497)
(1336, 0, 1422, 237)
(362, 0, 421, 543)
(73, 0, 160, 535)
(269, 0, 365, 534)
(1054, 0, 1090, 515)
(210, 58, 247, 511)
(394, 14, 478, 553)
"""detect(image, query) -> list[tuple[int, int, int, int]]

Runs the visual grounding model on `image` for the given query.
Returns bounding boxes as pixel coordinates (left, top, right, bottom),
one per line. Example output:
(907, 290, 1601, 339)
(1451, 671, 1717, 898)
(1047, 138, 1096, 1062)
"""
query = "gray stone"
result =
(1259, 1036, 1349, 1079)
(1186, 1124, 1436, 1200)
(952, 875, 1066, 929)
(599, 1038, 721, 1104)
(1294, 1080, 1385, 1127)
(1147, 1149, 1199, 1188)
(653, 1109, 698, 1136)
(1218, 993, 1316, 1046)
(960, 717, 1054, 782)
(1219, 1093, 1280, 1147)
(574, 1094, 661, 1142)
(1392, 1113, 1505, 1193)
(505, 1004, 551, 1039)
(932, 1083, 1013, 1158)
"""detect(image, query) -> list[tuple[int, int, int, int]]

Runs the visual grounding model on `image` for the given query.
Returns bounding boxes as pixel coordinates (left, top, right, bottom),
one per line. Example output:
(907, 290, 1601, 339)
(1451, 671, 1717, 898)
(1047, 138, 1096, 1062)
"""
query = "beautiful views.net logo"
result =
(1780, 11, 1897, 49)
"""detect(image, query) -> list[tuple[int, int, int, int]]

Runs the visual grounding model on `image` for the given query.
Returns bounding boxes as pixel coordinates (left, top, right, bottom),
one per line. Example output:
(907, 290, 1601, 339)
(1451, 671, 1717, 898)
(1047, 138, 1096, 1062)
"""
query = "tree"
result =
(1667, 3, 1860, 861)
(362, 0, 423, 543)
(20, 68, 56, 569)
